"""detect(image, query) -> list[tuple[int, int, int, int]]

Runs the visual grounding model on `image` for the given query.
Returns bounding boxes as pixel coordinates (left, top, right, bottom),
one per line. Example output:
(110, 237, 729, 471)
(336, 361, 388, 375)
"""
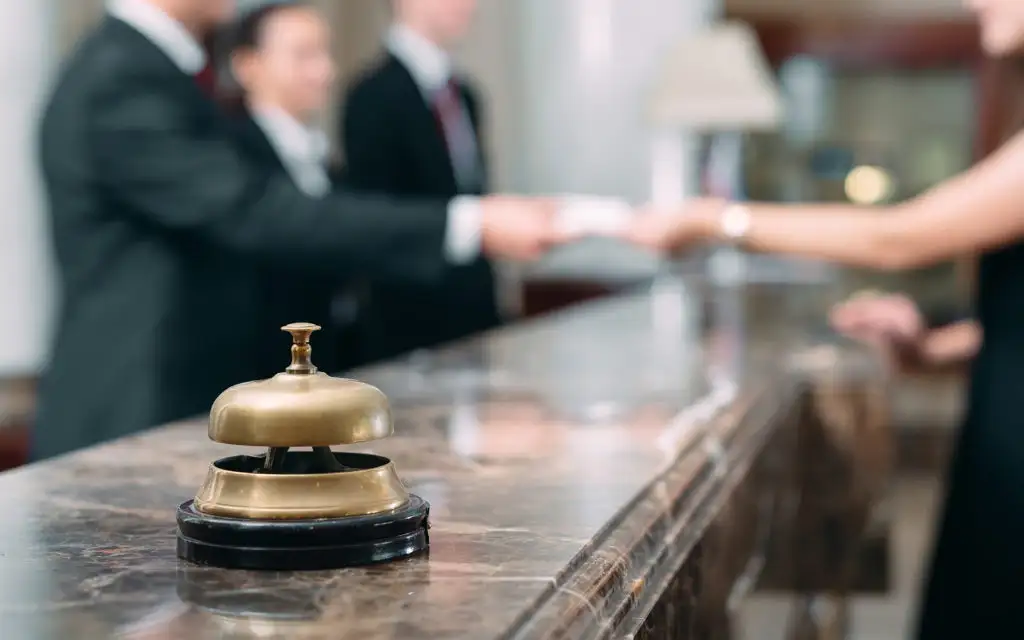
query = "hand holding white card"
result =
(555, 196, 633, 237)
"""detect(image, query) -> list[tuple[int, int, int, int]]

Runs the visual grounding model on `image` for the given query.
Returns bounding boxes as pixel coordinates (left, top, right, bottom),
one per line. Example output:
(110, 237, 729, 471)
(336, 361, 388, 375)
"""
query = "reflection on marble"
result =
(0, 284, 873, 639)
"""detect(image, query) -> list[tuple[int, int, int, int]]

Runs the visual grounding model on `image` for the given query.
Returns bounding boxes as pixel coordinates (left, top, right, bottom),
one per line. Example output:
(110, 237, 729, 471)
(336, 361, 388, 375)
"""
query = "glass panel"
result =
(744, 61, 976, 310)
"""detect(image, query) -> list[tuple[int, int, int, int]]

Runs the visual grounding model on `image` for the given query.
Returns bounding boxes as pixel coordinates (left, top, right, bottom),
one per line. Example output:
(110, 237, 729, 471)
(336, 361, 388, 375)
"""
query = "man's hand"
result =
(624, 199, 722, 252)
(480, 196, 570, 260)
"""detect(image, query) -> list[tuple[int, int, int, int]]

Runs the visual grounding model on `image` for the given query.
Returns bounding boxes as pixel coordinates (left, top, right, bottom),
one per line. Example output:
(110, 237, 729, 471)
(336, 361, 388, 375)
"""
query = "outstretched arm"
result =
(639, 131, 1024, 271)
(91, 75, 450, 284)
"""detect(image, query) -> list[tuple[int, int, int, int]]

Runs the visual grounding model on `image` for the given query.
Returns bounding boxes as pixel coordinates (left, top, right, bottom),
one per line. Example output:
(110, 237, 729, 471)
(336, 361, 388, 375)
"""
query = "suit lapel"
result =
(230, 107, 288, 173)
(383, 55, 460, 195)
(104, 17, 213, 107)
(456, 83, 487, 194)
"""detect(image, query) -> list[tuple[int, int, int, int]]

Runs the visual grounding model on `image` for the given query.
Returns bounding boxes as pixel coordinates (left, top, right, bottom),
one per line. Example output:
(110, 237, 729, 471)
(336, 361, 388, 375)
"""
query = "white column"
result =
(517, 0, 721, 202)
(0, 2, 59, 375)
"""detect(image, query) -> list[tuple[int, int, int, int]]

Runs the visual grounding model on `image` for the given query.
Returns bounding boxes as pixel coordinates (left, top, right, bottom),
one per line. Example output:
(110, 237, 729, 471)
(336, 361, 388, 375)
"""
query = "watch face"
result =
(722, 205, 750, 239)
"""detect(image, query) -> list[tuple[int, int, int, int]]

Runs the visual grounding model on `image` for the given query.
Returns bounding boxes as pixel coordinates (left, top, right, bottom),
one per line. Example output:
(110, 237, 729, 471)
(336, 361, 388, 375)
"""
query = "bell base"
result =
(175, 495, 429, 570)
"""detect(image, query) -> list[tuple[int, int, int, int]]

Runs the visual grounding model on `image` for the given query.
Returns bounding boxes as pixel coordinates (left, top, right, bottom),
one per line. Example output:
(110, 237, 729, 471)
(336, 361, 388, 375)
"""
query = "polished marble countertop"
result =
(524, 238, 836, 285)
(0, 283, 843, 639)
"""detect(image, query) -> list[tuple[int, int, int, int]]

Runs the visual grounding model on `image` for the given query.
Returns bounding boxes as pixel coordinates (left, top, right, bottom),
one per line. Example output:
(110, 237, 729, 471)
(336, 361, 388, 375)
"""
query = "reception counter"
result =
(0, 284, 889, 639)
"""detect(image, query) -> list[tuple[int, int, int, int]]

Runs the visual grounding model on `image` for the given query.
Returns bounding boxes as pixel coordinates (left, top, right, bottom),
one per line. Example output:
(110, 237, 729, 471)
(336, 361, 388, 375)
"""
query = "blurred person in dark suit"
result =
(34, 0, 567, 461)
(341, 0, 499, 362)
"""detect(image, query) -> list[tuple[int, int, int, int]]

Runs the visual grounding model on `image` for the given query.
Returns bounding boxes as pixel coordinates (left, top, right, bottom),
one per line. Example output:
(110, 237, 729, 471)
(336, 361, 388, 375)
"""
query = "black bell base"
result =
(176, 494, 429, 571)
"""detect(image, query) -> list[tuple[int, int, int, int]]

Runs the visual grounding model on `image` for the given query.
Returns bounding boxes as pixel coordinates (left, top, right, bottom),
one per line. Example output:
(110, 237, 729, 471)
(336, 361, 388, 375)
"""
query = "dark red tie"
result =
(431, 79, 478, 188)
(430, 80, 460, 152)
(195, 63, 216, 95)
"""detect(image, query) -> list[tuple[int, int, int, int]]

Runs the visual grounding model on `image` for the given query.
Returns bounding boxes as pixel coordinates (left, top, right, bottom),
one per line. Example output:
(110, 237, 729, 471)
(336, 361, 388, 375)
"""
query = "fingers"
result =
(829, 289, 926, 354)
(485, 196, 579, 260)
(545, 224, 582, 247)
(619, 208, 673, 252)
(828, 307, 861, 333)
(483, 195, 695, 258)
(626, 200, 719, 252)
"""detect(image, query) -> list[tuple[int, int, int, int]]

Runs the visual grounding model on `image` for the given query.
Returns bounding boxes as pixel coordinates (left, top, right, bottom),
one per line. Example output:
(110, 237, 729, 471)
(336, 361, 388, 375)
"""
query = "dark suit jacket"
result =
(33, 18, 452, 461)
(225, 107, 354, 376)
(341, 53, 500, 362)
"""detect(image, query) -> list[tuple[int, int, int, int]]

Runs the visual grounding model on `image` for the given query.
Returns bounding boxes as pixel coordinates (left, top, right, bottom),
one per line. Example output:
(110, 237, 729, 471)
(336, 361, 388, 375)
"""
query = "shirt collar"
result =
(106, 0, 206, 74)
(386, 24, 453, 96)
(250, 105, 329, 166)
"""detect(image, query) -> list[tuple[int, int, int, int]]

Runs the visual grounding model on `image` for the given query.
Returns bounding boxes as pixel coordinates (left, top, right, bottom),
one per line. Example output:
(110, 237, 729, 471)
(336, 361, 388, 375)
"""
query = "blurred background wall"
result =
(4, 0, 1008, 379)
(0, 0, 1002, 476)
(45, 0, 985, 198)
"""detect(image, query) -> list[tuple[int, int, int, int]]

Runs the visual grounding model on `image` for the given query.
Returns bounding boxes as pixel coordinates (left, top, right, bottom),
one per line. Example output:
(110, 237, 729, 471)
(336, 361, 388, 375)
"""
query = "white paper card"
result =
(555, 196, 633, 236)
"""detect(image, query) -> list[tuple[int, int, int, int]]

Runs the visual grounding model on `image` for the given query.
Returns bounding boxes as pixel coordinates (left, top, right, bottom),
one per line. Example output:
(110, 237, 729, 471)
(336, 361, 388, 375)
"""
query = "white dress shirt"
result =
(250, 105, 331, 198)
(105, 0, 482, 265)
(386, 25, 452, 97)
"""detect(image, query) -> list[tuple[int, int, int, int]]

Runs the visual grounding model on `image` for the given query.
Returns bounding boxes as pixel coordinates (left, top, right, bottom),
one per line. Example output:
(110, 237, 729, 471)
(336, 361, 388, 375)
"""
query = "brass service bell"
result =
(175, 323, 430, 570)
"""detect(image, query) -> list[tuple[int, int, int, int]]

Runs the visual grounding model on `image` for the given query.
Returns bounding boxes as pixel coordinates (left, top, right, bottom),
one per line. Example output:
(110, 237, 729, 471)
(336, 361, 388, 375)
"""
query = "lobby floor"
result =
(740, 475, 942, 640)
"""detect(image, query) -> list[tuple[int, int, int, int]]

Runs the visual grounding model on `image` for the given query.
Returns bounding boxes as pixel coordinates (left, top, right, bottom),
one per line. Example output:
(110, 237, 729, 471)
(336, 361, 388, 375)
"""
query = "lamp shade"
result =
(649, 22, 783, 131)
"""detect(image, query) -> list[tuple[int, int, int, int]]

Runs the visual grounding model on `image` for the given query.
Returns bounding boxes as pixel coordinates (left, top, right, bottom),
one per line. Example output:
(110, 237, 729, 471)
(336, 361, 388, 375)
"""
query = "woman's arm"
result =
(657, 131, 1024, 270)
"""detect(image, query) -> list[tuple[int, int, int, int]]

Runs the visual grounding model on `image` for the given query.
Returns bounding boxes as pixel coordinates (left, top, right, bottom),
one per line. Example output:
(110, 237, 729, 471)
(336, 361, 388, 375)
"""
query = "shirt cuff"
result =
(445, 196, 483, 264)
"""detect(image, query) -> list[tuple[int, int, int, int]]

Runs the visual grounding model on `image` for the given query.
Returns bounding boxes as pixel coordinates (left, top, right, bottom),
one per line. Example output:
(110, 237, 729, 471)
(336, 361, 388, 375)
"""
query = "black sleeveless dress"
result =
(916, 244, 1024, 637)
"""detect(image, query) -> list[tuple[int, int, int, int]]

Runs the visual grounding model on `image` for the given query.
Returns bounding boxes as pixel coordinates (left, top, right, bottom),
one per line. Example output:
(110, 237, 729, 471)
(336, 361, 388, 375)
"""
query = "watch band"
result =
(719, 203, 751, 243)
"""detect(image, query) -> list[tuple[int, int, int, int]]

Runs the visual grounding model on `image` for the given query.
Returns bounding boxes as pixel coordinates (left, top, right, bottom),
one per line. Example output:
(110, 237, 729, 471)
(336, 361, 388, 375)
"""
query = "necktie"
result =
(431, 79, 480, 191)
(195, 63, 216, 95)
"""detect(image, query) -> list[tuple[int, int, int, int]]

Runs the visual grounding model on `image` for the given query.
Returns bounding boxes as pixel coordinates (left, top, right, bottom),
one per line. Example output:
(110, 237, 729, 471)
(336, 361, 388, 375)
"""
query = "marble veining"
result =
(0, 284, 844, 639)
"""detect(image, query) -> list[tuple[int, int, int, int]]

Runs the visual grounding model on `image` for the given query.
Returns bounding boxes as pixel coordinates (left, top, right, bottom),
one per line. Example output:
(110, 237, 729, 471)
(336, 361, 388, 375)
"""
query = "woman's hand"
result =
(830, 293, 980, 372)
(829, 291, 941, 372)
(829, 292, 925, 347)
(625, 199, 724, 252)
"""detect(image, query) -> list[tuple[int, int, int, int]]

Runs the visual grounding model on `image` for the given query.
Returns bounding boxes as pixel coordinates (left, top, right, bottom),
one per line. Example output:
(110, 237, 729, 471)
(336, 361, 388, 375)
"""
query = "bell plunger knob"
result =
(283, 322, 319, 375)
(206, 321, 392, 447)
